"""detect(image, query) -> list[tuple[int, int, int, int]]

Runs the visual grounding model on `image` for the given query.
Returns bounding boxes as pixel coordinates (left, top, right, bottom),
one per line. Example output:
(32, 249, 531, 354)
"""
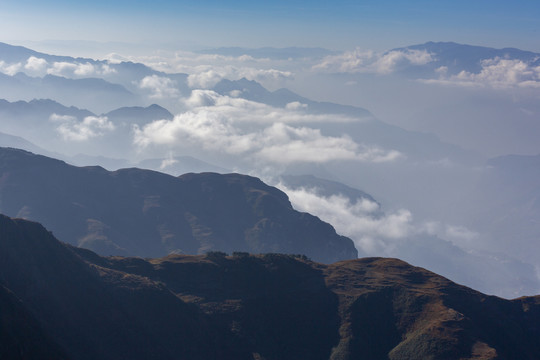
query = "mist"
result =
(1, 41, 540, 298)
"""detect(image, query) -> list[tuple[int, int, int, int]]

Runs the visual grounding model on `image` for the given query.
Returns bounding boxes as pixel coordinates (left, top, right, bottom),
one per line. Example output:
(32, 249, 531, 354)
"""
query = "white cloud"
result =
(0, 61, 22, 76)
(275, 183, 540, 298)
(312, 49, 375, 73)
(374, 49, 434, 74)
(285, 101, 308, 110)
(256, 125, 368, 164)
(49, 113, 77, 122)
(182, 90, 357, 124)
(420, 221, 480, 247)
(313, 49, 434, 74)
(73, 62, 96, 76)
(47, 61, 94, 77)
(277, 185, 480, 255)
(29, 59, 113, 78)
(229, 89, 243, 97)
(159, 154, 178, 170)
(55, 115, 115, 141)
(100, 64, 117, 74)
(134, 112, 400, 165)
(187, 66, 293, 89)
(278, 184, 413, 254)
(187, 70, 224, 89)
(124, 51, 269, 74)
(104, 53, 128, 64)
(422, 57, 540, 89)
(138, 75, 180, 98)
(183, 89, 218, 107)
(103, 50, 293, 89)
(134, 91, 401, 165)
(24, 56, 48, 74)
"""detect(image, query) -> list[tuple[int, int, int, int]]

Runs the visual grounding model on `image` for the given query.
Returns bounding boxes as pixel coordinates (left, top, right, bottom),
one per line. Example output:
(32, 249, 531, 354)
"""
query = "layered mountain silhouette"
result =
(0, 99, 175, 158)
(0, 73, 137, 113)
(1, 214, 539, 360)
(0, 41, 190, 112)
(211, 78, 475, 164)
(0, 147, 357, 262)
(395, 41, 540, 76)
(199, 46, 337, 60)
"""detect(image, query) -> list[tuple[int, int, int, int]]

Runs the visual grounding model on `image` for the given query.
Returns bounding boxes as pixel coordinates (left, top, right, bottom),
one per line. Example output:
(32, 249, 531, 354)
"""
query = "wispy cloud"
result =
(276, 183, 539, 298)
(278, 184, 413, 253)
(109, 50, 293, 89)
(159, 152, 178, 170)
(313, 48, 434, 74)
(133, 91, 402, 165)
(422, 57, 540, 89)
(24, 56, 48, 74)
(0, 61, 22, 76)
(1, 56, 117, 78)
(138, 75, 180, 98)
(133, 112, 393, 164)
(50, 114, 115, 141)
(181, 90, 356, 123)
(187, 67, 293, 89)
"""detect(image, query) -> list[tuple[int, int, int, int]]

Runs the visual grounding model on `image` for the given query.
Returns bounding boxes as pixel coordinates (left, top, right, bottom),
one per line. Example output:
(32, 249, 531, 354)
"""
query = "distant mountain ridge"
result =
(393, 41, 540, 76)
(0, 147, 357, 263)
(1, 214, 539, 359)
(199, 46, 338, 59)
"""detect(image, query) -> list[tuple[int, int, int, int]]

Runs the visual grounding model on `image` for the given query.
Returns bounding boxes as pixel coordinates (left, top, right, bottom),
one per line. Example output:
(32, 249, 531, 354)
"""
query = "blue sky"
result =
(2, 0, 540, 52)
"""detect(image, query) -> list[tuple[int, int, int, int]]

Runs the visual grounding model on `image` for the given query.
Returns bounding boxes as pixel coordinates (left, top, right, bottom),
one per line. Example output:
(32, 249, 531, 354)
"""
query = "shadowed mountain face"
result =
(0, 215, 223, 360)
(0, 285, 68, 360)
(0, 147, 357, 263)
(1, 214, 539, 360)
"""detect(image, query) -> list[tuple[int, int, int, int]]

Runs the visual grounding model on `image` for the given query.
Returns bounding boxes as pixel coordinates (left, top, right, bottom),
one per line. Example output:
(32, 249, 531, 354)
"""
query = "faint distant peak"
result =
(198, 46, 338, 60)
(390, 41, 540, 75)
(104, 104, 173, 119)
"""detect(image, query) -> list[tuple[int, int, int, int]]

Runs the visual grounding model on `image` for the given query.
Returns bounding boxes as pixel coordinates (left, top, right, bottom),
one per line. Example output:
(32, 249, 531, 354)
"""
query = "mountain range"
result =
(1, 213, 539, 360)
(1, 40, 540, 358)
(1, 41, 540, 297)
(395, 41, 540, 76)
(0, 147, 356, 263)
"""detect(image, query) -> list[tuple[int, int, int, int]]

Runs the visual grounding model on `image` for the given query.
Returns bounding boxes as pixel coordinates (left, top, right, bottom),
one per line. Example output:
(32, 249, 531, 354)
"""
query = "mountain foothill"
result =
(1, 41, 540, 359)
(1, 214, 539, 360)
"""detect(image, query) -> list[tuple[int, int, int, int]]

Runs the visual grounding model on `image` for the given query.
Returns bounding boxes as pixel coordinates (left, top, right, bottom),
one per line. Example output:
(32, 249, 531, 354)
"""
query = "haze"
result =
(1, 0, 540, 298)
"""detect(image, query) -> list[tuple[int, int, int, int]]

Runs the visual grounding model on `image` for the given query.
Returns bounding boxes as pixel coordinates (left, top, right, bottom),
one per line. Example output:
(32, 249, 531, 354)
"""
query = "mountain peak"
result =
(0, 148, 357, 262)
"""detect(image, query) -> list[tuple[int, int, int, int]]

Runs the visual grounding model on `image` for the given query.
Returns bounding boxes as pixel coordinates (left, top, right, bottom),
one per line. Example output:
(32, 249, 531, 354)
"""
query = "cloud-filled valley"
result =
(1, 41, 540, 298)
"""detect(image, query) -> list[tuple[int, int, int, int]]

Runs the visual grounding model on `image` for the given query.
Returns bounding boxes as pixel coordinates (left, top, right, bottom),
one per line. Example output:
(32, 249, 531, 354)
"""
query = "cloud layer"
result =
(138, 75, 180, 98)
(277, 183, 539, 298)
(1, 56, 117, 78)
(424, 57, 540, 88)
(50, 114, 115, 141)
(133, 91, 402, 165)
(313, 49, 434, 74)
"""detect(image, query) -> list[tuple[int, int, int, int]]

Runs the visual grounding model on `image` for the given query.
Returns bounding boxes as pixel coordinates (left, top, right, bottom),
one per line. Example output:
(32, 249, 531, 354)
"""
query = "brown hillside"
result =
(1, 214, 539, 359)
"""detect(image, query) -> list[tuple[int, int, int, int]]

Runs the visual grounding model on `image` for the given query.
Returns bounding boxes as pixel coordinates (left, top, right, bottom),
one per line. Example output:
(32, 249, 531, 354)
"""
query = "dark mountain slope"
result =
(0, 214, 228, 360)
(2, 214, 538, 360)
(0, 147, 357, 262)
(0, 284, 69, 360)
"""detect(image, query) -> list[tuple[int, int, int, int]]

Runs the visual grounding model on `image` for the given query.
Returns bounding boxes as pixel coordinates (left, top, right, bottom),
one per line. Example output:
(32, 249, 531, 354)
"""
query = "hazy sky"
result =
(2, 0, 540, 52)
